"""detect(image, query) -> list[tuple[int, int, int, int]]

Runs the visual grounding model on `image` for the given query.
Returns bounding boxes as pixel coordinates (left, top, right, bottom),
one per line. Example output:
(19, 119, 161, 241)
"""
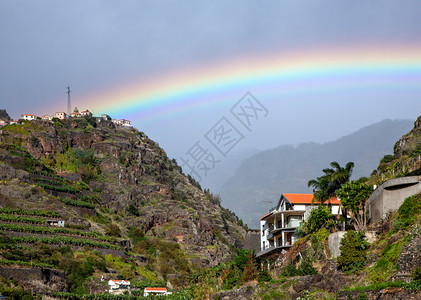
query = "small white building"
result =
(55, 112, 67, 120)
(112, 119, 132, 127)
(71, 112, 81, 118)
(0, 120, 6, 127)
(108, 280, 130, 295)
(143, 287, 171, 297)
(41, 115, 53, 121)
(81, 110, 93, 117)
(47, 220, 65, 227)
(21, 114, 37, 121)
(112, 119, 122, 125)
(120, 119, 132, 127)
(257, 193, 341, 258)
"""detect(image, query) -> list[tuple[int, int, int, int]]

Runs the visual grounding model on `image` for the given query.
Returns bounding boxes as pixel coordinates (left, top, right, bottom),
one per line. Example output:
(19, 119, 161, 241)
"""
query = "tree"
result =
(336, 181, 373, 231)
(308, 161, 354, 205)
(0, 109, 11, 121)
(337, 230, 369, 272)
(305, 206, 334, 234)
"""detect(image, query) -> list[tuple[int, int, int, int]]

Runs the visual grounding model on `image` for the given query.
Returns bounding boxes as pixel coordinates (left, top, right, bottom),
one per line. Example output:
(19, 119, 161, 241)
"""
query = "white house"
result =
(120, 119, 132, 127)
(55, 112, 67, 120)
(108, 280, 130, 295)
(81, 110, 93, 117)
(21, 114, 37, 121)
(41, 115, 53, 121)
(71, 111, 81, 118)
(143, 287, 171, 297)
(257, 193, 341, 257)
(47, 220, 65, 227)
(112, 119, 132, 127)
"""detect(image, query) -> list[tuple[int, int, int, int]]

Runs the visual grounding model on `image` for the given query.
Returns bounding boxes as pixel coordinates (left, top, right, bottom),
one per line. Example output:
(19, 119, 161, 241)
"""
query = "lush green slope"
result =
(0, 116, 246, 297)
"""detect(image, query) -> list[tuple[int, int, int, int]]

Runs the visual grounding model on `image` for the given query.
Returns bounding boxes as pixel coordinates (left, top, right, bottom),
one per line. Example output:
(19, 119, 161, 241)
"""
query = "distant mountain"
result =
(200, 146, 260, 193)
(219, 119, 413, 228)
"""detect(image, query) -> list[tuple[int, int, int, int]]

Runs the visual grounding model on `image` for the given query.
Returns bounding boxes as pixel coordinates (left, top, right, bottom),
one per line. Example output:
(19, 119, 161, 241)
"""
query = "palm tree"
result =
(308, 161, 354, 205)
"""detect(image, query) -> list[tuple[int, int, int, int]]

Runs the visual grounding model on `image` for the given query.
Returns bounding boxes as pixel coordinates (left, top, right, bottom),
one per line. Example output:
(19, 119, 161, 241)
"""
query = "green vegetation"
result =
(36, 181, 80, 194)
(0, 108, 11, 121)
(188, 249, 259, 297)
(0, 213, 45, 224)
(9, 235, 120, 249)
(337, 230, 369, 273)
(367, 240, 404, 283)
(282, 257, 318, 277)
(0, 207, 61, 218)
(0, 115, 251, 298)
(394, 194, 421, 230)
(337, 181, 373, 231)
(298, 206, 334, 235)
(60, 197, 95, 209)
(0, 258, 54, 268)
(0, 223, 114, 242)
(307, 161, 354, 205)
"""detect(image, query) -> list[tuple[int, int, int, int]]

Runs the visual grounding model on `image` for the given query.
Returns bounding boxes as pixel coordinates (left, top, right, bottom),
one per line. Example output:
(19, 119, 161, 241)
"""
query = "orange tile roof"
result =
(145, 287, 167, 291)
(283, 193, 340, 205)
(260, 212, 273, 220)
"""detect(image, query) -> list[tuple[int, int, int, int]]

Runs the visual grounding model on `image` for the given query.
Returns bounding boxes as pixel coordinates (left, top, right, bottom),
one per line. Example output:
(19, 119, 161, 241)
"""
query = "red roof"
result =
(260, 212, 273, 220)
(283, 193, 340, 205)
(22, 114, 36, 116)
(144, 287, 167, 291)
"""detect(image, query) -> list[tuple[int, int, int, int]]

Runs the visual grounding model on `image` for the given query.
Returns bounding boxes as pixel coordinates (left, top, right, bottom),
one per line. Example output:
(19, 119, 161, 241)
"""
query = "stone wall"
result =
(328, 231, 346, 258)
(367, 176, 421, 223)
(0, 266, 67, 293)
(396, 235, 421, 280)
(210, 284, 256, 300)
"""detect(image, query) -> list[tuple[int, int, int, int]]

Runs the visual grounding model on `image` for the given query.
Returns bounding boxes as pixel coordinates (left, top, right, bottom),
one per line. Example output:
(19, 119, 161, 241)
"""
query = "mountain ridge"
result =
(219, 118, 413, 227)
(0, 115, 246, 295)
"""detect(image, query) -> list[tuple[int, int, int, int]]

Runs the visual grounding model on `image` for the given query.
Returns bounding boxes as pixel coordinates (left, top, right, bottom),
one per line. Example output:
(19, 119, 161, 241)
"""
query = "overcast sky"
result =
(1, 1, 421, 174)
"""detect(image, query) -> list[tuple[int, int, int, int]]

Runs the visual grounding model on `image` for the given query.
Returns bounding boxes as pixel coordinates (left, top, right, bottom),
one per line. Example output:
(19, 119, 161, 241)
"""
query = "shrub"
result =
(380, 154, 395, 164)
(396, 194, 421, 229)
(282, 257, 318, 276)
(106, 224, 121, 237)
(337, 230, 369, 272)
(412, 267, 421, 281)
(306, 206, 334, 234)
(258, 269, 272, 282)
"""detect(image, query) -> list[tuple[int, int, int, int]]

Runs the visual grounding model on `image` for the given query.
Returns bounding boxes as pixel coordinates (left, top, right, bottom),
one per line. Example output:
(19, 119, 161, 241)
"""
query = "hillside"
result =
(219, 119, 413, 228)
(187, 115, 421, 299)
(0, 116, 246, 296)
(369, 116, 421, 185)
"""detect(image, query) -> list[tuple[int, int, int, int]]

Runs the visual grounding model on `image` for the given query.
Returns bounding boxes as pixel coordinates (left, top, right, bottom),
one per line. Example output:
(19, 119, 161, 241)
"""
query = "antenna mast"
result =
(66, 86, 71, 115)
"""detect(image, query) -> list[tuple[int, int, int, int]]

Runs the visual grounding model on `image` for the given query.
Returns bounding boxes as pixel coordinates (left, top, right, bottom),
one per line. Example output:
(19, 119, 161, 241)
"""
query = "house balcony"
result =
(256, 242, 293, 258)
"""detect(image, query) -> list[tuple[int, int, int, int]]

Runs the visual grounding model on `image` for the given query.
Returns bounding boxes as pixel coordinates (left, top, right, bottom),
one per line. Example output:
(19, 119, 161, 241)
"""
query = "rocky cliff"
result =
(0, 116, 246, 295)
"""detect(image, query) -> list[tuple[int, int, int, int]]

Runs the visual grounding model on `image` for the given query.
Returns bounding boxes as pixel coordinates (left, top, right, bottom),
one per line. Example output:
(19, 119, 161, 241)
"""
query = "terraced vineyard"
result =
(0, 208, 123, 257)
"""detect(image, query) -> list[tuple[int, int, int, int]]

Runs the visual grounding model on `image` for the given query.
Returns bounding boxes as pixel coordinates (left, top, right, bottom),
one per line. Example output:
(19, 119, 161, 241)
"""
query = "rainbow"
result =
(82, 43, 421, 124)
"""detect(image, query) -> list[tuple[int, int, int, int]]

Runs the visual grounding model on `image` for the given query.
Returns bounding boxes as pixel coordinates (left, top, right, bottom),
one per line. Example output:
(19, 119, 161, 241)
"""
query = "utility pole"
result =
(66, 86, 71, 115)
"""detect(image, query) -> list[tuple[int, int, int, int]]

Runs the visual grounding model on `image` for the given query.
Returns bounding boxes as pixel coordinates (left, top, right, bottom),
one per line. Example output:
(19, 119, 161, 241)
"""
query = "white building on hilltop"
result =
(21, 114, 37, 121)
